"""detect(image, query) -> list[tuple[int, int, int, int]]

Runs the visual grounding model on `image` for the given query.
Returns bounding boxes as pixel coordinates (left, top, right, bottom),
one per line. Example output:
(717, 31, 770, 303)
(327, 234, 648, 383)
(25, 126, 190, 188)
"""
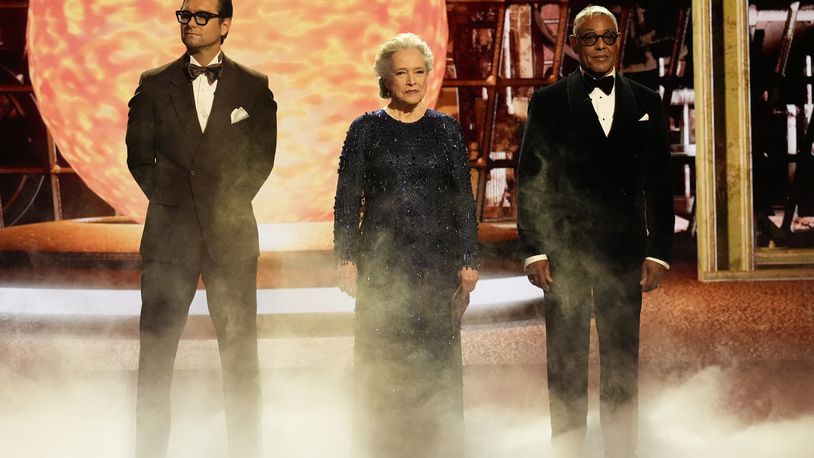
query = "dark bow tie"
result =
(583, 73, 614, 96)
(185, 63, 222, 84)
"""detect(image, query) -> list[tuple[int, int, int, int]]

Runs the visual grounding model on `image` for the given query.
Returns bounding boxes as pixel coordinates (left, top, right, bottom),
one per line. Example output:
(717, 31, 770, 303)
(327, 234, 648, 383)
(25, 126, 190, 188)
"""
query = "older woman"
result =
(333, 33, 479, 458)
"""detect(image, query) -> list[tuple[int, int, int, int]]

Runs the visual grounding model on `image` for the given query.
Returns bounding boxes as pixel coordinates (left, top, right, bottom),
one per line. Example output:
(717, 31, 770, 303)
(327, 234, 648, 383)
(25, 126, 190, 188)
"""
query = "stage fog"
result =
(1, 1, 813, 457)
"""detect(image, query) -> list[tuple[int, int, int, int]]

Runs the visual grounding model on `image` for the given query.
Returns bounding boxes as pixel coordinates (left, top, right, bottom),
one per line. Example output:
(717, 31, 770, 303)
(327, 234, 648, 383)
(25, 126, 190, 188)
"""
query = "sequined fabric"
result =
(334, 109, 478, 271)
(333, 109, 478, 458)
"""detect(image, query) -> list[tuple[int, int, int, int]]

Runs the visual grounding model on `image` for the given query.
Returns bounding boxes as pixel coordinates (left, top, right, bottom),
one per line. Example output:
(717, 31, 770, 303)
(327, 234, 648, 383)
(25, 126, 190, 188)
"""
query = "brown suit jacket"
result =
(126, 54, 277, 264)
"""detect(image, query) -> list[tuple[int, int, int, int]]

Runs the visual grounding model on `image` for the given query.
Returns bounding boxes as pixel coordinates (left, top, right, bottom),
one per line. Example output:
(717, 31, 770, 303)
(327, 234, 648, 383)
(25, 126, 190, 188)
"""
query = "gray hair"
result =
(373, 33, 434, 99)
(573, 6, 618, 35)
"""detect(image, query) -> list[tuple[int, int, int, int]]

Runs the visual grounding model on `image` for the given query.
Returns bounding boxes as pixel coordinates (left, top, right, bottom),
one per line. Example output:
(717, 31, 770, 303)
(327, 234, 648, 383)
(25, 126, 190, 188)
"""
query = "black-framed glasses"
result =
(576, 31, 619, 46)
(176, 10, 221, 26)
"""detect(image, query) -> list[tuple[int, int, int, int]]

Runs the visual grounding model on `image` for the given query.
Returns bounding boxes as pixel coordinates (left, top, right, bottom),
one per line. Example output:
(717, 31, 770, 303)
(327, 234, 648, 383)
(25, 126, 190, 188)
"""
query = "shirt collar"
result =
(189, 52, 223, 68)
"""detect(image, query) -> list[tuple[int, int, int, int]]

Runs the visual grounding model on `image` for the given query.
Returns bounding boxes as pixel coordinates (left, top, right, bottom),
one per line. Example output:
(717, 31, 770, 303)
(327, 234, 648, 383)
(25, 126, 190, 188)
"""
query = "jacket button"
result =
(190, 169, 196, 176)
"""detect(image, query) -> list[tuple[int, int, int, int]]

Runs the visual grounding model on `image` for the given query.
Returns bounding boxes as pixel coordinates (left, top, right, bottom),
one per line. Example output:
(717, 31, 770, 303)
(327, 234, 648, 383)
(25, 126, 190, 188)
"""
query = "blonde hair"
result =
(573, 6, 618, 35)
(373, 33, 434, 98)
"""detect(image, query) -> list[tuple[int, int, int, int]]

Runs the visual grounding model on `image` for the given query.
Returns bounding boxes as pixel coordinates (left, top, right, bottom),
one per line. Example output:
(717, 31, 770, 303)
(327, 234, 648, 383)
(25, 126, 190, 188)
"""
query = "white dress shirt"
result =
(189, 53, 221, 133)
(523, 68, 670, 271)
(588, 69, 616, 137)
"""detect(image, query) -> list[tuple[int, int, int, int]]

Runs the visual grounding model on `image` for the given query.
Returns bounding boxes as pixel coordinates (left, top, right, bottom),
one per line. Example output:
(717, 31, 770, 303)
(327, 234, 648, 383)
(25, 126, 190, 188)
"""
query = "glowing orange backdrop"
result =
(27, 0, 447, 222)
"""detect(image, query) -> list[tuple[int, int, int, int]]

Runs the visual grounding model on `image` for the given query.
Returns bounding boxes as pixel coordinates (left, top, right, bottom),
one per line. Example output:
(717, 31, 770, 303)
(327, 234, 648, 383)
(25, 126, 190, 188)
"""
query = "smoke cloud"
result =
(1, 336, 812, 458)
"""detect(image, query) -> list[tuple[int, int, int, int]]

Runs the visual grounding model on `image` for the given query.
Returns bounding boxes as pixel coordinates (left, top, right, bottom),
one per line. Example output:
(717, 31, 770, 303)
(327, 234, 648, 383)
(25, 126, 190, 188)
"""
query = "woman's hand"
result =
(453, 267, 479, 324)
(338, 262, 358, 298)
(458, 267, 479, 294)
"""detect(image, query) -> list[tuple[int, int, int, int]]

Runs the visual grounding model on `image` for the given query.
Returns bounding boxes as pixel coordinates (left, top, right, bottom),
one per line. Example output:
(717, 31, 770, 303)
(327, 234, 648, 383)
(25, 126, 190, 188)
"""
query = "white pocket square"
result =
(638, 113, 650, 121)
(231, 107, 249, 124)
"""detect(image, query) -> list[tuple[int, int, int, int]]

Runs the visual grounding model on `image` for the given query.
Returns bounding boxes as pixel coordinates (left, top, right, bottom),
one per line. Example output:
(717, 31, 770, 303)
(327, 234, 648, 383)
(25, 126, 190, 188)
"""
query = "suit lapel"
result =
(202, 55, 241, 142)
(607, 73, 637, 143)
(566, 70, 606, 146)
(168, 56, 202, 164)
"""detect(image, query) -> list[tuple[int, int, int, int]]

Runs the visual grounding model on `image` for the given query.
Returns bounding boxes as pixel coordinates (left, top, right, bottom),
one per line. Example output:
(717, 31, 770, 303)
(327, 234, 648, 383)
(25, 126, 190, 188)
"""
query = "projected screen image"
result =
(27, 0, 448, 223)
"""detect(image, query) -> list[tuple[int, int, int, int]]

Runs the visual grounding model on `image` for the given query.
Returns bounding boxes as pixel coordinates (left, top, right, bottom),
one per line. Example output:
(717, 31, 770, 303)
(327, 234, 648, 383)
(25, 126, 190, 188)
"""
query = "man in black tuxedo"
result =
(126, 1, 276, 456)
(517, 6, 673, 458)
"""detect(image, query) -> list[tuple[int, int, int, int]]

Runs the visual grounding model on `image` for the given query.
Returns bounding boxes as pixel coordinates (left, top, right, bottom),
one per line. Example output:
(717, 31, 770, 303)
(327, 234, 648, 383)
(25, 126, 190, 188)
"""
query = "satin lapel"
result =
(201, 55, 241, 142)
(566, 70, 606, 146)
(608, 74, 636, 143)
(168, 56, 202, 163)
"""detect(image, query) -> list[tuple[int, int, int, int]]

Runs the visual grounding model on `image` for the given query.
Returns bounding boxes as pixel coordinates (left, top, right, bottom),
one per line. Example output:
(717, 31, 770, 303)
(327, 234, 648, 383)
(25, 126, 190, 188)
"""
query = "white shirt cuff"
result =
(524, 254, 548, 270)
(645, 257, 670, 269)
(524, 254, 668, 270)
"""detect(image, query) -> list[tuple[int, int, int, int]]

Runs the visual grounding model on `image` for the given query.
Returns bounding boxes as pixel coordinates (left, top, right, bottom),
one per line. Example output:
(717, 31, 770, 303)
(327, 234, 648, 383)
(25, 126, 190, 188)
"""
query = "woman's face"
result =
(385, 48, 428, 106)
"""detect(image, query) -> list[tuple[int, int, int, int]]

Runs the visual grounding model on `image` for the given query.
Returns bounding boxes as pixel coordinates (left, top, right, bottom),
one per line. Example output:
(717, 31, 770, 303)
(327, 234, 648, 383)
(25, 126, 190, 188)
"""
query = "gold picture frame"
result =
(693, 0, 814, 280)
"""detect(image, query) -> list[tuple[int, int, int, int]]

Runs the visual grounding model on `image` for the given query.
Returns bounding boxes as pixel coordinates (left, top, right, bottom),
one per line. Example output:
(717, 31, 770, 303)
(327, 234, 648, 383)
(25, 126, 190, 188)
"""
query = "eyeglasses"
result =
(175, 10, 221, 26)
(576, 31, 620, 46)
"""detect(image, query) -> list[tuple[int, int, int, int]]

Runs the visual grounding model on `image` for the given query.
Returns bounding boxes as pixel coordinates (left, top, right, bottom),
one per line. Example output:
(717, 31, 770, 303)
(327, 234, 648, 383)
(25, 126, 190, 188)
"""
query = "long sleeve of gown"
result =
(443, 117, 480, 269)
(333, 116, 370, 263)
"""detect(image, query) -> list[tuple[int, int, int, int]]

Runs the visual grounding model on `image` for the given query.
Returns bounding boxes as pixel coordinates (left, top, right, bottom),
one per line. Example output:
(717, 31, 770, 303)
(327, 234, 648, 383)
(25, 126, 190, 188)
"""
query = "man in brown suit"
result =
(126, 1, 276, 456)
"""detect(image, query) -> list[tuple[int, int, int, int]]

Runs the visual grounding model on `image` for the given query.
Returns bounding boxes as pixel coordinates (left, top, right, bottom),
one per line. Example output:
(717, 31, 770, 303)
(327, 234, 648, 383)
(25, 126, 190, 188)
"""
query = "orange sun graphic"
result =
(27, 0, 448, 223)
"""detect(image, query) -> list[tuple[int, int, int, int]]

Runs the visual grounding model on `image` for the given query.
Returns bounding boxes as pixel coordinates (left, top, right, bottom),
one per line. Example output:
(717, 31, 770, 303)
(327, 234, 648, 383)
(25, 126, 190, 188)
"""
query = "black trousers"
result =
(135, 256, 259, 458)
(544, 259, 642, 452)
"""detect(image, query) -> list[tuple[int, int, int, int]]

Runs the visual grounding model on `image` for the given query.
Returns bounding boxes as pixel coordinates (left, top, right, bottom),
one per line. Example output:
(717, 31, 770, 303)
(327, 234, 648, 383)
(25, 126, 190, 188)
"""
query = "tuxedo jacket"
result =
(517, 70, 674, 268)
(126, 54, 277, 264)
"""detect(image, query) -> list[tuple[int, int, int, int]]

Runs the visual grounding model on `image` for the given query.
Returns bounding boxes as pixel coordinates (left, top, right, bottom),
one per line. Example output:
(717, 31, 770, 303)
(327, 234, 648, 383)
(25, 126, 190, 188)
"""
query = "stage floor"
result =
(1, 264, 813, 457)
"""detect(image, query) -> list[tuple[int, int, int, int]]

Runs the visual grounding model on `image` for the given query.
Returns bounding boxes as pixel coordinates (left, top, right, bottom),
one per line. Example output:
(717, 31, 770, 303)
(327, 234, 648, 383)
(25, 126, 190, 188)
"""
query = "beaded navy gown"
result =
(334, 109, 478, 458)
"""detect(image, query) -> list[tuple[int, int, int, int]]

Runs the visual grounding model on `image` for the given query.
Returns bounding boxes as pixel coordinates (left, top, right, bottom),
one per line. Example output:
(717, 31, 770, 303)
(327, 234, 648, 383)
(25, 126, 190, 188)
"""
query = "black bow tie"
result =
(583, 73, 614, 95)
(185, 63, 222, 84)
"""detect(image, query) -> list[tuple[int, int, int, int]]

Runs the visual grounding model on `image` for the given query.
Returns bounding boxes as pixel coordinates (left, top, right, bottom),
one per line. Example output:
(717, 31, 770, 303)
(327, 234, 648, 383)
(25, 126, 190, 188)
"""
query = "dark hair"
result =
(217, 0, 233, 19)
(217, 0, 232, 43)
